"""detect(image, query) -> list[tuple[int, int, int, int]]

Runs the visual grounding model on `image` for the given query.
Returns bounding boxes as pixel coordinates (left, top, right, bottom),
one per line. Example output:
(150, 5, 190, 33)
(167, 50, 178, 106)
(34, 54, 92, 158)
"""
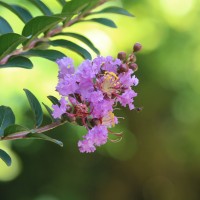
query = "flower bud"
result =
(117, 52, 126, 61)
(133, 43, 142, 52)
(129, 63, 138, 71)
(61, 113, 75, 123)
(90, 118, 101, 126)
(118, 63, 129, 73)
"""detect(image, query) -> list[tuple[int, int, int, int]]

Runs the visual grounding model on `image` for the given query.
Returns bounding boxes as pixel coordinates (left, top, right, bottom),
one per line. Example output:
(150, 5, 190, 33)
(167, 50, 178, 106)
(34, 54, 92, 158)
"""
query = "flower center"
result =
(101, 72, 121, 98)
(102, 111, 116, 127)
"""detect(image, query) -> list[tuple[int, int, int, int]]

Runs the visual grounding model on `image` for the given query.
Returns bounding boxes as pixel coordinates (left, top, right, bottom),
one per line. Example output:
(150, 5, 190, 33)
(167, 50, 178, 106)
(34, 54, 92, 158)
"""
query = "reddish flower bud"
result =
(129, 63, 138, 71)
(90, 118, 101, 126)
(133, 43, 142, 52)
(117, 52, 126, 61)
(118, 63, 129, 73)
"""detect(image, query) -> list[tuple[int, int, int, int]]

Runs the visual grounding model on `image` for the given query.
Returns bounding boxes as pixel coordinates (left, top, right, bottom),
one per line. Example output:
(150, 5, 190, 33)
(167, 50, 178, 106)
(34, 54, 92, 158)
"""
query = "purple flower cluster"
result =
(52, 50, 139, 153)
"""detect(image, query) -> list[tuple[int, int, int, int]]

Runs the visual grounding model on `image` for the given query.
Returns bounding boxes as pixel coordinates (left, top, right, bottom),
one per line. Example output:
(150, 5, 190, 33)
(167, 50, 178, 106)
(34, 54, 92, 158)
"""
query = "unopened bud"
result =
(90, 118, 101, 126)
(61, 113, 75, 123)
(118, 63, 129, 73)
(129, 63, 138, 71)
(117, 52, 126, 61)
(133, 43, 142, 52)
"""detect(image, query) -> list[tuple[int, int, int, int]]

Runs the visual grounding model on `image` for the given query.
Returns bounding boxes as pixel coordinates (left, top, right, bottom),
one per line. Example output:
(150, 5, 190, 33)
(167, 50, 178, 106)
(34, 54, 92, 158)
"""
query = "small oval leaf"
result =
(0, 56, 33, 69)
(0, 2, 33, 23)
(47, 96, 60, 106)
(26, 133, 63, 147)
(0, 16, 13, 35)
(42, 103, 55, 122)
(92, 6, 134, 17)
(50, 39, 92, 60)
(0, 149, 11, 166)
(22, 16, 64, 46)
(53, 32, 100, 55)
(84, 18, 117, 28)
(0, 106, 15, 137)
(23, 89, 43, 128)
(4, 124, 29, 137)
(0, 33, 27, 60)
(28, 0, 53, 16)
(62, 0, 88, 21)
(23, 49, 66, 62)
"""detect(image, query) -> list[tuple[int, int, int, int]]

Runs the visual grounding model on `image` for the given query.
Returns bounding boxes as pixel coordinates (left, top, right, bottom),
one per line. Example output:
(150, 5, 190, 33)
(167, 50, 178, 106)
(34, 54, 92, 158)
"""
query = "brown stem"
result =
(1, 121, 67, 141)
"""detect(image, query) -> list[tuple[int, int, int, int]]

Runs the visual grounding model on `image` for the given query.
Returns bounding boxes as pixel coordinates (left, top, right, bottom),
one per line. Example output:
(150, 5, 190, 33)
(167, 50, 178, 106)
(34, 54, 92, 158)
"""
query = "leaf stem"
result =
(0, 120, 67, 141)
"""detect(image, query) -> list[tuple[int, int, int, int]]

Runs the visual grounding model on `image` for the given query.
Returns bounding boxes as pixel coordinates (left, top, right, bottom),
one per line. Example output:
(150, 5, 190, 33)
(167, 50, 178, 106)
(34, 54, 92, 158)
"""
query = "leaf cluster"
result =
(0, 0, 133, 69)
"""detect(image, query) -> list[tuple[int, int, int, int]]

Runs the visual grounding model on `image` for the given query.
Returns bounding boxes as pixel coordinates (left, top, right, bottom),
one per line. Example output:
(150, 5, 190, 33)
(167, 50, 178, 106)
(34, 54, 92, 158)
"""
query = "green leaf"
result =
(22, 16, 64, 46)
(28, 0, 53, 16)
(26, 133, 63, 147)
(54, 32, 100, 55)
(0, 106, 15, 137)
(0, 16, 13, 35)
(23, 49, 66, 62)
(23, 89, 43, 128)
(91, 6, 134, 17)
(80, 0, 100, 14)
(0, 2, 33, 23)
(62, 0, 88, 15)
(61, 0, 89, 22)
(50, 39, 92, 60)
(0, 149, 11, 166)
(84, 18, 117, 28)
(0, 56, 33, 69)
(0, 33, 27, 60)
(4, 124, 29, 137)
(47, 96, 60, 106)
(56, 0, 66, 6)
(42, 103, 55, 122)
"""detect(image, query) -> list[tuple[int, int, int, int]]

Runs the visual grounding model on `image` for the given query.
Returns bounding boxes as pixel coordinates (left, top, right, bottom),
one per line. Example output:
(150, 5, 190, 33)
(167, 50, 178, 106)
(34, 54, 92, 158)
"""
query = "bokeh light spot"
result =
(160, 0, 194, 17)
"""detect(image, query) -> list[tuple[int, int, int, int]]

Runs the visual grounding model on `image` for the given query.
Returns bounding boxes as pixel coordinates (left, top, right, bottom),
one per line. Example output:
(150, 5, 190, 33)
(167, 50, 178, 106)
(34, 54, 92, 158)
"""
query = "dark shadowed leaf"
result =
(28, 0, 53, 16)
(0, 17, 13, 34)
(0, 2, 33, 23)
(0, 56, 33, 69)
(53, 32, 100, 55)
(42, 103, 55, 122)
(22, 16, 64, 46)
(26, 133, 63, 147)
(0, 149, 11, 166)
(56, 0, 66, 6)
(4, 124, 29, 137)
(50, 39, 92, 60)
(0, 33, 27, 60)
(23, 89, 43, 128)
(0, 106, 15, 137)
(23, 49, 66, 61)
(91, 6, 134, 17)
(47, 96, 60, 106)
(84, 18, 117, 28)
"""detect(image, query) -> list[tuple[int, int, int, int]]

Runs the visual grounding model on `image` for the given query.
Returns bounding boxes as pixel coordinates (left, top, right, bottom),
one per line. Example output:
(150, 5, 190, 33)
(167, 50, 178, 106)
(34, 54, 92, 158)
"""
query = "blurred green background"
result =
(1, 0, 200, 199)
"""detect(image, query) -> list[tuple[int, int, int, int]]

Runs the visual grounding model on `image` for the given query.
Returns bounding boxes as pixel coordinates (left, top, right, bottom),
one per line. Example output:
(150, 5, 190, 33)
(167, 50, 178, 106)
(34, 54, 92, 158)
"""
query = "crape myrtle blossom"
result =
(52, 44, 141, 153)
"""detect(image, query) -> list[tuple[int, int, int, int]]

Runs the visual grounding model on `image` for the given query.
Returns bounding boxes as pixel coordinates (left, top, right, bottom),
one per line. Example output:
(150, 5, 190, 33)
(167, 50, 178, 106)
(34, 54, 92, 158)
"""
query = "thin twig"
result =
(1, 121, 67, 141)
